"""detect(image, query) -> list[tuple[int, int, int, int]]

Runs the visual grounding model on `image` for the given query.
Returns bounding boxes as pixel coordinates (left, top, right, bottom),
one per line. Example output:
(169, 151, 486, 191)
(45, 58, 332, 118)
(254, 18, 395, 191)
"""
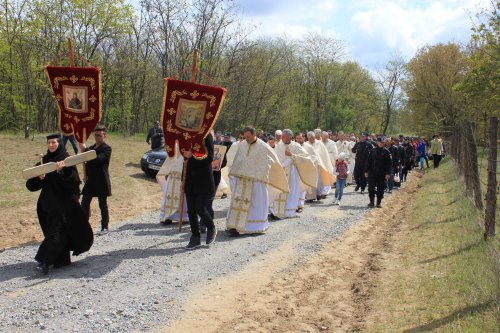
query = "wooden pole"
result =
(177, 49, 198, 233)
(68, 38, 75, 67)
(484, 117, 498, 239)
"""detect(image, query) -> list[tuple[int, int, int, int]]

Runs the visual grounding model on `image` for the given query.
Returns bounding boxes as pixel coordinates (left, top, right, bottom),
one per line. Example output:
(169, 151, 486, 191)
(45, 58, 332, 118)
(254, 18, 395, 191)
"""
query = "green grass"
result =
(370, 158, 499, 332)
(0, 131, 163, 248)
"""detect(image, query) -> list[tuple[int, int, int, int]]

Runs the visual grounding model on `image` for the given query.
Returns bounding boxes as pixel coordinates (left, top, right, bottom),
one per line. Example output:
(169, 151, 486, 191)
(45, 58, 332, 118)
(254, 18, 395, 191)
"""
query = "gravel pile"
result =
(0, 187, 373, 332)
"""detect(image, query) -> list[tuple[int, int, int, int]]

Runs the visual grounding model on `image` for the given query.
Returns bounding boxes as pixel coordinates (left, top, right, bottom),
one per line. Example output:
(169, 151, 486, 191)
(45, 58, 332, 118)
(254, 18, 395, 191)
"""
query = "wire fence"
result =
(448, 117, 499, 239)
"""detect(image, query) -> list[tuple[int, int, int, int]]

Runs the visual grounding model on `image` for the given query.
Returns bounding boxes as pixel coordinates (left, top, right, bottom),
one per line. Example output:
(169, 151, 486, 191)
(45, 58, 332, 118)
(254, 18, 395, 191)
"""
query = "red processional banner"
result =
(45, 66, 101, 143)
(161, 78, 227, 159)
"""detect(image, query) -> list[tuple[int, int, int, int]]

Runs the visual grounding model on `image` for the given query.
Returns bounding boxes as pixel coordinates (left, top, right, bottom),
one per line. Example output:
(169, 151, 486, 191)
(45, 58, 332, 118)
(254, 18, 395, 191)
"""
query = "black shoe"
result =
(360, 189, 365, 194)
(226, 229, 240, 237)
(199, 226, 207, 234)
(185, 236, 201, 250)
(376, 203, 382, 208)
(368, 203, 375, 208)
(268, 213, 280, 221)
(296, 208, 303, 213)
(354, 186, 360, 192)
(221, 193, 228, 199)
(388, 190, 392, 194)
(206, 228, 217, 245)
(320, 195, 327, 200)
(160, 219, 173, 225)
(305, 199, 314, 203)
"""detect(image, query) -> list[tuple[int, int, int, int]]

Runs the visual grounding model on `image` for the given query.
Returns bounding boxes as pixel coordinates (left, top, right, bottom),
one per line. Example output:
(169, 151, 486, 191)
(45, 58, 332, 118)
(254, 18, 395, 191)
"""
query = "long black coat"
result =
(82, 143, 112, 197)
(184, 133, 215, 196)
(26, 148, 93, 262)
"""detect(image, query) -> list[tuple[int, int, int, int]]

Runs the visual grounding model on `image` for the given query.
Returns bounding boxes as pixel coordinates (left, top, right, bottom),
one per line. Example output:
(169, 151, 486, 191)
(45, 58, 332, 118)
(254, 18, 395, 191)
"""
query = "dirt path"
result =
(162, 174, 421, 333)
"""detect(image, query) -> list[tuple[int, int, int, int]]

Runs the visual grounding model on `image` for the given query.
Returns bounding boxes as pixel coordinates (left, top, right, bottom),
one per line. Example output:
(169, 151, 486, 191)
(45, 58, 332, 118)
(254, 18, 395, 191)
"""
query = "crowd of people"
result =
(159, 126, 446, 249)
(26, 123, 446, 273)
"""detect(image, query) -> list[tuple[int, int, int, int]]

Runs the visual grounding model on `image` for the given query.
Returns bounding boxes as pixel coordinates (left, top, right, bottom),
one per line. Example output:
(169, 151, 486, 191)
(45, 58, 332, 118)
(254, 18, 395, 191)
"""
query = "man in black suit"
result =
(183, 133, 217, 249)
(78, 125, 112, 235)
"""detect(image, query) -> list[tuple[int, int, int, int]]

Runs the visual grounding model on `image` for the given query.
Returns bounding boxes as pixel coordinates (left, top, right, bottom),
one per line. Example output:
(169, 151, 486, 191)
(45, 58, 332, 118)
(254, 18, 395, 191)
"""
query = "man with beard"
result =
(304, 131, 335, 200)
(79, 125, 112, 235)
(226, 126, 288, 235)
(271, 129, 316, 218)
(321, 131, 339, 168)
(364, 137, 392, 208)
(351, 132, 373, 193)
(26, 134, 93, 274)
(294, 132, 308, 211)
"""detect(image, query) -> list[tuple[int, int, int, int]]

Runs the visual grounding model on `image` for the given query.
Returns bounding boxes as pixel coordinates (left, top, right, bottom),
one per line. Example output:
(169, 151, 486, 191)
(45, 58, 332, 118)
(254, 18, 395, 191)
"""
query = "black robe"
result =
(82, 143, 112, 197)
(26, 144, 93, 266)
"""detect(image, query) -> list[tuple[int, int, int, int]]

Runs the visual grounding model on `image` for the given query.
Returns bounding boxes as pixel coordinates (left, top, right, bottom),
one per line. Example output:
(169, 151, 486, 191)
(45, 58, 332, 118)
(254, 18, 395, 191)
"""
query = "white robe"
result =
(272, 141, 315, 218)
(337, 140, 355, 183)
(323, 139, 339, 166)
(304, 140, 334, 196)
(227, 139, 288, 233)
(156, 148, 188, 222)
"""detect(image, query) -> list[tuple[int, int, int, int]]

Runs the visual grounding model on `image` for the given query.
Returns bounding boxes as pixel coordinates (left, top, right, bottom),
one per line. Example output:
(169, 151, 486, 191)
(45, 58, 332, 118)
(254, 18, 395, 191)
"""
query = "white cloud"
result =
(348, 0, 488, 68)
(237, 0, 340, 39)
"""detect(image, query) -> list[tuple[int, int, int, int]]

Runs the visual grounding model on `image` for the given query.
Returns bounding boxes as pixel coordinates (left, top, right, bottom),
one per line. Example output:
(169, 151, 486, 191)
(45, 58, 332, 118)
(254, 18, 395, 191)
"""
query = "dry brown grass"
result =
(0, 132, 162, 249)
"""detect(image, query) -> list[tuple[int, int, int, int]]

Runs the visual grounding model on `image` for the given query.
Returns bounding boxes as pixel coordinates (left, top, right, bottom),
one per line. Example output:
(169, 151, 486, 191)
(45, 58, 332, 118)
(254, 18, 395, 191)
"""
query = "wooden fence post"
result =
(467, 121, 483, 210)
(484, 117, 498, 239)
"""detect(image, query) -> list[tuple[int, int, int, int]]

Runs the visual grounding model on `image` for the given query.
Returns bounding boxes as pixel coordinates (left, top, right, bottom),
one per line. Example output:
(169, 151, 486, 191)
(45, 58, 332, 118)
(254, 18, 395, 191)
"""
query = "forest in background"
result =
(0, 0, 498, 139)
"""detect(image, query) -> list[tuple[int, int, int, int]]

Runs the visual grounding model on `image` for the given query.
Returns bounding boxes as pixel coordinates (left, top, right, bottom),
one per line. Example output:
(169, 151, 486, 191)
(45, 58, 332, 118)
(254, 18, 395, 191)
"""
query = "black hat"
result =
(267, 134, 275, 140)
(361, 132, 368, 136)
(154, 120, 160, 125)
(46, 133, 61, 140)
(224, 132, 231, 137)
(376, 136, 385, 142)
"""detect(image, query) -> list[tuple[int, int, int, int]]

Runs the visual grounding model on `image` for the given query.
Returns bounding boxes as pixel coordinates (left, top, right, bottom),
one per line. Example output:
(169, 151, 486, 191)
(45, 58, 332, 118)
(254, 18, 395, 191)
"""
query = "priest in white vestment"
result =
(294, 132, 308, 210)
(321, 131, 339, 167)
(226, 126, 289, 235)
(271, 129, 316, 218)
(156, 144, 188, 224)
(304, 131, 335, 200)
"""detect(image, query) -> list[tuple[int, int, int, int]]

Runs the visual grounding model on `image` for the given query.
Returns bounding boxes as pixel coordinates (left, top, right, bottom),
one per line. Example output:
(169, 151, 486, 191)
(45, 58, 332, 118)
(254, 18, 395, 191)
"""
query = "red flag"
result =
(45, 66, 101, 143)
(161, 78, 227, 159)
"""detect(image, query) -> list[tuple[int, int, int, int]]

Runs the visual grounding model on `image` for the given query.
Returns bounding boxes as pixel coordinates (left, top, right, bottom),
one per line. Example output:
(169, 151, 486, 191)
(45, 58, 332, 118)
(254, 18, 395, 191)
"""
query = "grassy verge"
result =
(370, 158, 499, 332)
(0, 132, 162, 248)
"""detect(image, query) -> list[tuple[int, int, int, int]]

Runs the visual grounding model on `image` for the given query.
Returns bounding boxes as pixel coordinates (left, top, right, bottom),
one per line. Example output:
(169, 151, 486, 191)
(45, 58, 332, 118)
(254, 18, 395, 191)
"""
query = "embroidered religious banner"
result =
(45, 66, 101, 143)
(161, 78, 227, 159)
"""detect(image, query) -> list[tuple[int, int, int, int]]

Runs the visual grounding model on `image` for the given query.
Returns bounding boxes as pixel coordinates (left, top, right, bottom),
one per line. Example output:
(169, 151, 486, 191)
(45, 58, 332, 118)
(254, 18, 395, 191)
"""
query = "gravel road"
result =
(0, 187, 373, 333)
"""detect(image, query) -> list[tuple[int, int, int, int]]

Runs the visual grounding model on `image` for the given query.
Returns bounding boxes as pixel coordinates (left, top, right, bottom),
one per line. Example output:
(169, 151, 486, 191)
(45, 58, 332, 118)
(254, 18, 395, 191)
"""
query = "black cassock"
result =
(26, 145, 93, 267)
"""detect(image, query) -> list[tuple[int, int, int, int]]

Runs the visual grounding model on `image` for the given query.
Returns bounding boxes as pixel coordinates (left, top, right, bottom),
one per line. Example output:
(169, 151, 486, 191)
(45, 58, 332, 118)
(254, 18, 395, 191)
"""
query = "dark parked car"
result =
(140, 147, 167, 177)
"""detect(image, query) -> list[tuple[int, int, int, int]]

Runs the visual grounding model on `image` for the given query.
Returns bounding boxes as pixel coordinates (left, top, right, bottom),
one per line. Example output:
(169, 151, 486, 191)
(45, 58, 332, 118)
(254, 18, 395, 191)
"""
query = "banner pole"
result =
(68, 38, 75, 67)
(178, 49, 198, 233)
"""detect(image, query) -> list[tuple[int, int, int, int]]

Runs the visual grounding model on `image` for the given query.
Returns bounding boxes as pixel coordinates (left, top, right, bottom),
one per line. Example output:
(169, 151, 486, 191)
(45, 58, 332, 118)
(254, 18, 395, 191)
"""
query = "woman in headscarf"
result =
(26, 134, 93, 274)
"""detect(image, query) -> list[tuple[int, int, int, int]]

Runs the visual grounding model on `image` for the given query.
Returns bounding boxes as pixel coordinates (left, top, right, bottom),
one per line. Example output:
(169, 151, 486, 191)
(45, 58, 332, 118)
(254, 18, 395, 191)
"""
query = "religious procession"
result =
(1, 0, 498, 331)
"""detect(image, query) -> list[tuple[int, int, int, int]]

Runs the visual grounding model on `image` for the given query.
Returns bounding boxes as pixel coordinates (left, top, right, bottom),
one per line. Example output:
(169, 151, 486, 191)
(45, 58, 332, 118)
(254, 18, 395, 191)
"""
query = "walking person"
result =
(386, 138, 400, 193)
(416, 138, 428, 170)
(351, 132, 373, 193)
(26, 134, 93, 274)
(62, 133, 79, 155)
(183, 133, 217, 249)
(78, 125, 112, 235)
(365, 137, 392, 208)
(333, 152, 349, 205)
(430, 135, 444, 168)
